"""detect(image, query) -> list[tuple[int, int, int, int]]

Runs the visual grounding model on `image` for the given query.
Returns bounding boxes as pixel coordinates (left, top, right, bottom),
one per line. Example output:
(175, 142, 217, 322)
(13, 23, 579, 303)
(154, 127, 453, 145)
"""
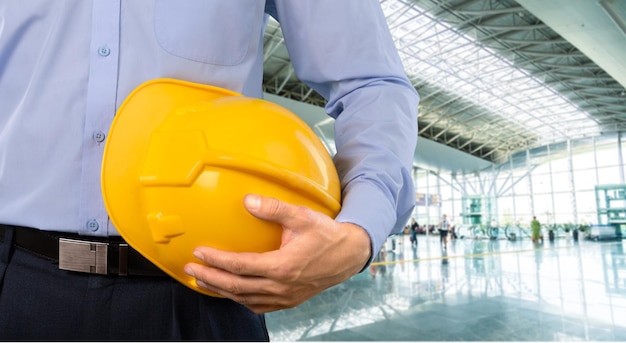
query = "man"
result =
(409, 218, 419, 247)
(440, 214, 450, 249)
(0, 1, 419, 340)
(531, 216, 542, 243)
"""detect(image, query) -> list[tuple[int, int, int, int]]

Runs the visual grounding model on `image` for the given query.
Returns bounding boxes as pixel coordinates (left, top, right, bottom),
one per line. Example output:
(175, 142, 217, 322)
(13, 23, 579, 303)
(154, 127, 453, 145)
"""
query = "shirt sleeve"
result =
(270, 0, 420, 262)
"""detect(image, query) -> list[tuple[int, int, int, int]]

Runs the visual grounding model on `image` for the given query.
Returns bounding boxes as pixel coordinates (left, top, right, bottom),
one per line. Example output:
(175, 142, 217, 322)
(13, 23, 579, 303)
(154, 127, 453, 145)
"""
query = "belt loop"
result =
(118, 243, 128, 276)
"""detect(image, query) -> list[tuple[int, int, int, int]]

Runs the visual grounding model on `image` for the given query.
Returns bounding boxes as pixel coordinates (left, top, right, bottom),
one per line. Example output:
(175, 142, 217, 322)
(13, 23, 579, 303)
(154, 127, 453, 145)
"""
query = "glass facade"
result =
(412, 133, 626, 229)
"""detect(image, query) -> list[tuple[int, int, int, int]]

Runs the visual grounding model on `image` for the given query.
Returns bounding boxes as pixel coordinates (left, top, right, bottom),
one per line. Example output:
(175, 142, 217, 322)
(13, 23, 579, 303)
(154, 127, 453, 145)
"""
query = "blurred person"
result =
(439, 214, 450, 249)
(490, 217, 499, 240)
(531, 216, 542, 243)
(409, 218, 418, 247)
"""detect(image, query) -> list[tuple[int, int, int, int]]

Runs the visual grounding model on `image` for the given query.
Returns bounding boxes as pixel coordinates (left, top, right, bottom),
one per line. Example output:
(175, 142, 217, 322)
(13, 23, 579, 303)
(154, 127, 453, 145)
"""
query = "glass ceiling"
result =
(380, 0, 600, 154)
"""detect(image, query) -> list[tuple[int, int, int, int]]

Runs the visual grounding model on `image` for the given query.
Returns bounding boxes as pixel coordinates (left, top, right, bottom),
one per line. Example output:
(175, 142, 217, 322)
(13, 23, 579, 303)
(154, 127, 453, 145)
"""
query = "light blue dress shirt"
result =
(0, 0, 419, 257)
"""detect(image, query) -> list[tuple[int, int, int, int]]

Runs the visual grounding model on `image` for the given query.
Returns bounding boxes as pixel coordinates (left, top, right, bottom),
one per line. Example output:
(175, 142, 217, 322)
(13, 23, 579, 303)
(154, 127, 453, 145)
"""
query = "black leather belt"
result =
(0, 224, 167, 277)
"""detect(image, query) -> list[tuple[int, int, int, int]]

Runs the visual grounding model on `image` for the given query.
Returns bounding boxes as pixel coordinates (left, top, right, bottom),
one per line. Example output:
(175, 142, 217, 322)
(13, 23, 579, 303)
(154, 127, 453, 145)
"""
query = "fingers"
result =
(185, 261, 273, 295)
(188, 246, 279, 278)
(184, 255, 312, 314)
(184, 262, 290, 314)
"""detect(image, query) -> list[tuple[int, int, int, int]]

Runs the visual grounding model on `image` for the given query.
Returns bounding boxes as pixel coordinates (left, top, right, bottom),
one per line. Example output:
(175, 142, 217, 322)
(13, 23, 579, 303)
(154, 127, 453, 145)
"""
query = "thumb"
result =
(244, 194, 314, 248)
(243, 194, 295, 223)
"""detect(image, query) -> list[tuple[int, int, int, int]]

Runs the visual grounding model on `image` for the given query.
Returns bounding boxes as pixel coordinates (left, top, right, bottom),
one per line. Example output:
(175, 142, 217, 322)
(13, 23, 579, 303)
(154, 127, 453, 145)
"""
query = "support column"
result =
(567, 140, 578, 224)
(527, 149, 535, 217)
(618, 132, 625, 184)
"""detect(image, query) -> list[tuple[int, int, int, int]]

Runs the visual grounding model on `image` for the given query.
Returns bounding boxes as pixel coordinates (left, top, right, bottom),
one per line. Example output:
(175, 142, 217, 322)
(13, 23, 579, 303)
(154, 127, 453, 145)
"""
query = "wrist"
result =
(342, 222, 373, 273)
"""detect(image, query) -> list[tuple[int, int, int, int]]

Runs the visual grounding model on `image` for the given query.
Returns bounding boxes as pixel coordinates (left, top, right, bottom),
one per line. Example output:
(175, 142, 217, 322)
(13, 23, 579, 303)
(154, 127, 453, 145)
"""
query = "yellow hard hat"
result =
(101, 78, 341, 296)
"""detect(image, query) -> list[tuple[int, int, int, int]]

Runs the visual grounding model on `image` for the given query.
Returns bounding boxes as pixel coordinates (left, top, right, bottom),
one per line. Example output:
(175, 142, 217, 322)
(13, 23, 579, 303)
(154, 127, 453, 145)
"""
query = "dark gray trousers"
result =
(0, 225, 269, 341)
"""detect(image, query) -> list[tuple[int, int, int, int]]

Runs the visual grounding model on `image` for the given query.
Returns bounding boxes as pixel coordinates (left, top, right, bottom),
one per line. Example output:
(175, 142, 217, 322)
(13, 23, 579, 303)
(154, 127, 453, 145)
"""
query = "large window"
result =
(413, 134, 626, 227)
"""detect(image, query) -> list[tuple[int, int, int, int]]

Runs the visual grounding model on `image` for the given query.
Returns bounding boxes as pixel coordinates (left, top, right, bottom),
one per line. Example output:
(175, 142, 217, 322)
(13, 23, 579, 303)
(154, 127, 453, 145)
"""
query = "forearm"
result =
(273, 0, 419, 262)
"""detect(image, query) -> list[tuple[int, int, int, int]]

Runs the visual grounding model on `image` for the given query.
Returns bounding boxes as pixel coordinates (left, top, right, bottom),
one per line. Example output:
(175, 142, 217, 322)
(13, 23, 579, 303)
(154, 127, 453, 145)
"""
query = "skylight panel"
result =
(381, 0, 601, 145)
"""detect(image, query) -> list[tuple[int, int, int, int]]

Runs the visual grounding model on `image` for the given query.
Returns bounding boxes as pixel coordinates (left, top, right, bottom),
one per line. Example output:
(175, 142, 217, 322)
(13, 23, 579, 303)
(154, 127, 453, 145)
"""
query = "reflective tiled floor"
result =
(265, 233, 626, 341)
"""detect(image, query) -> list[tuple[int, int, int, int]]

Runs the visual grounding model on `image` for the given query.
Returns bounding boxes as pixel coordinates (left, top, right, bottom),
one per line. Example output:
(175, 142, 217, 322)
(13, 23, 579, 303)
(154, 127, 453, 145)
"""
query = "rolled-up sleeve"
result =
(271, 0, 419, 260)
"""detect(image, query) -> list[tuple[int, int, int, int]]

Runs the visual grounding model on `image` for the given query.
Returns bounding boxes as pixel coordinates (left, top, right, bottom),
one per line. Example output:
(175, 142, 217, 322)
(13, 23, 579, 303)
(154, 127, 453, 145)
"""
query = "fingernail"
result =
(193, 250, 204, 261)
(184, 265, 195, 277)
(245, 194, 261, 210)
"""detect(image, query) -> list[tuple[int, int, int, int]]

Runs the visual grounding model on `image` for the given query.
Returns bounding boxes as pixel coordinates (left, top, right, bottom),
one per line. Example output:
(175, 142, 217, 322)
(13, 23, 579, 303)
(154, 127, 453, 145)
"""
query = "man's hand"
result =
(183, 193, 372, 313)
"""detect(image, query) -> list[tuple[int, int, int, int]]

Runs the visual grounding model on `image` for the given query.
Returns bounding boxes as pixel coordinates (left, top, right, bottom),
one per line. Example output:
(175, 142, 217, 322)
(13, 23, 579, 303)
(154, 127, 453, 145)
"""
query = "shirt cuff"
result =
(335, 181, 397, 268)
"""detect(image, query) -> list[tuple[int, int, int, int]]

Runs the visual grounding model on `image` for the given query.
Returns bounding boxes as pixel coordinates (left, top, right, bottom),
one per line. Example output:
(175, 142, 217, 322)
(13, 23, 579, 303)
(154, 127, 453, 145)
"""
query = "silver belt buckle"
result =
(58, 238, 108, 275)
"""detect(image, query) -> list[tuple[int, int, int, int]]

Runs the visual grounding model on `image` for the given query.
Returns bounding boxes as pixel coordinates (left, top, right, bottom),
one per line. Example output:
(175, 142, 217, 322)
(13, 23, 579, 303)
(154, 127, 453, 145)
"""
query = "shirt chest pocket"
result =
(154, 0, 262, 65)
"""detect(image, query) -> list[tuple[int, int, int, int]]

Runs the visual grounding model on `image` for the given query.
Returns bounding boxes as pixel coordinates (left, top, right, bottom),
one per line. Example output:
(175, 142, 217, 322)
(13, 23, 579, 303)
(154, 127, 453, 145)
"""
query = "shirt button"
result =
(86, 219, 100, 232)
(98, 46, 111, 57)
(93, 130, 106, 143)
